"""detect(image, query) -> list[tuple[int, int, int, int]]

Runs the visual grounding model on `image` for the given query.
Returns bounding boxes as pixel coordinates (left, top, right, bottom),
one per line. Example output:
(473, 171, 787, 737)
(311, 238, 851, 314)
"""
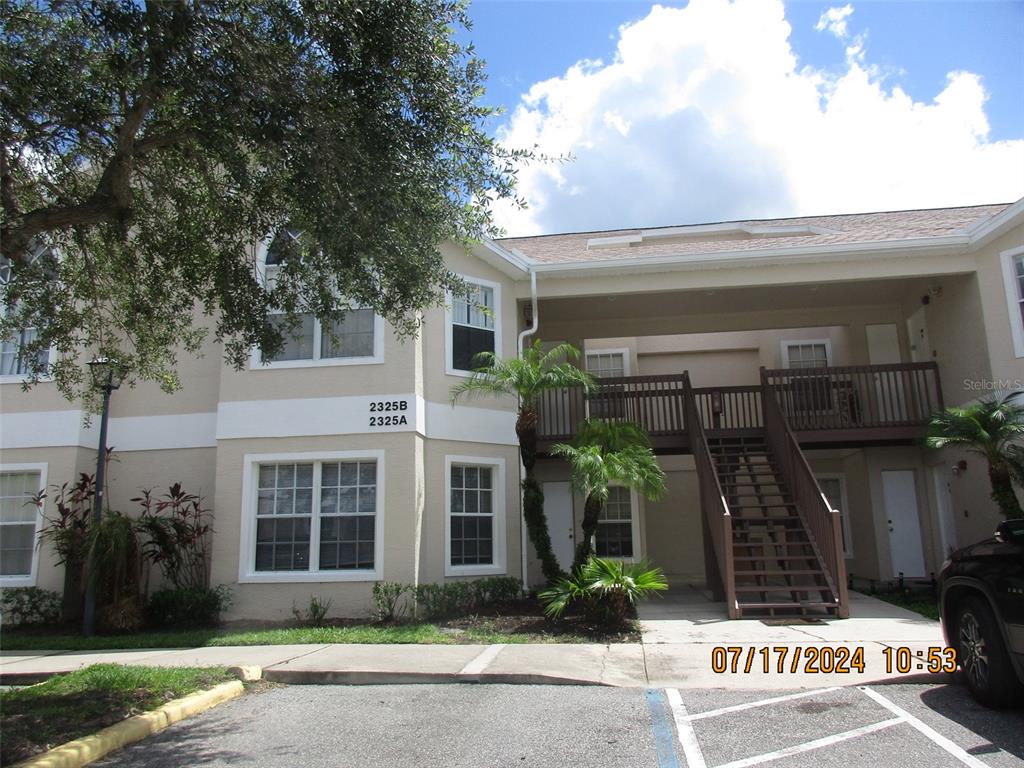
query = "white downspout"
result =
(518, 269, 539, 591)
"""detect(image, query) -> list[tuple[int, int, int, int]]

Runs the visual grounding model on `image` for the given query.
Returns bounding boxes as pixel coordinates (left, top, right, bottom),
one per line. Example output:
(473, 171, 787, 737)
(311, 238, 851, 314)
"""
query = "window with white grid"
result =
(449, 464, 494, 566)
(784, 342, 830, 369)
(253, 458, 380, 575)
(449, 281, 496, 372)
(257, 229, 380, 366)
(1, 250, 53, 379)
(0, 470, 42, 579)
(596, 486, 634, 558)
(586, 352, 626, 379)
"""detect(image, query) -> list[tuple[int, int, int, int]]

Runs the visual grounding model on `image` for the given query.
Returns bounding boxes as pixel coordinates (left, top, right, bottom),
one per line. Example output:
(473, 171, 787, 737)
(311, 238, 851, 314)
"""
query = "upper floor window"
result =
(782, 341, 831, 369)
(255, 230, 383, 368)
(586, 351, 627, 378)
(1000, 246, 1024, 358)
(1, 249, 55, 380)
(447, 277, 501, 375)
(0, 466, 45, 584)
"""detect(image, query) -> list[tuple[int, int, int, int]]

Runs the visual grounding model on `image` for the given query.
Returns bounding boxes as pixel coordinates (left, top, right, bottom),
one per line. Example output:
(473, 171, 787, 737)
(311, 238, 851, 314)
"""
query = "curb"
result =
(262, 669, 606, 686)
(12, 680, 245, 768)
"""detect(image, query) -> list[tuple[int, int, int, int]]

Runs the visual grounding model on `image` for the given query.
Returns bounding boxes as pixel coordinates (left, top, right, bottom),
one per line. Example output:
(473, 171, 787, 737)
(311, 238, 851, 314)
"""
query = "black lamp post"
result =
(82, 357, 120, 637)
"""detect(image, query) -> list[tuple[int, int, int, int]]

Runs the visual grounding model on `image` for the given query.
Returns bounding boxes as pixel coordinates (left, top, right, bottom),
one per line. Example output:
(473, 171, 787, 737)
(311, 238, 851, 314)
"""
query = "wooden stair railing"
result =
(683, 372, 738, 618)
(760, 367, 851, 618)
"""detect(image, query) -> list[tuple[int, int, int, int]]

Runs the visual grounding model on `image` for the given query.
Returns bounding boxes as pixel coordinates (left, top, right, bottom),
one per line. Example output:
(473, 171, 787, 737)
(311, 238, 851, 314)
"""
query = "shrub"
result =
(145, 586, 232, 629)
(414, 582, 473, 620)
(372, 582, 411, 622)
(471, 576, 522, 606)
(90, 511, 144, 633)
(539, 557, 668, 626)
(0, 587, 62, 626)
(134, 484, 213, 590)
(292, 595, 332, 626)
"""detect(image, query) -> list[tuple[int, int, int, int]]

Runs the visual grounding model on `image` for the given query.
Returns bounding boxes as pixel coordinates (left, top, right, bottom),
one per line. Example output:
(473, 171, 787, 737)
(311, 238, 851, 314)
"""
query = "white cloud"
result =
(816, 5, 855, 39)
(491, 0, 1024, 236)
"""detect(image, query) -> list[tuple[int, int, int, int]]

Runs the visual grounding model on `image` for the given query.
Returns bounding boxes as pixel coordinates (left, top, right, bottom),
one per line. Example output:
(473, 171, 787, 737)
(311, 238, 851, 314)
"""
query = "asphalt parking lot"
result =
(95, 683, 1024, 768)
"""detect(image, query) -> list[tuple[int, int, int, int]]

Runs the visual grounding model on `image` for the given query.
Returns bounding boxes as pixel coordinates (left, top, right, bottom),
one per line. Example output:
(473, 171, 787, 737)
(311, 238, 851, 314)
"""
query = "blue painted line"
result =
(645, 688, 681, 768)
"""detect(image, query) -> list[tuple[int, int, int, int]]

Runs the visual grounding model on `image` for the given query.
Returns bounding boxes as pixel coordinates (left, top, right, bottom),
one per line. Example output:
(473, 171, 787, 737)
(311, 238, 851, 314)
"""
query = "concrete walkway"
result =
(1, 592, 951, 690)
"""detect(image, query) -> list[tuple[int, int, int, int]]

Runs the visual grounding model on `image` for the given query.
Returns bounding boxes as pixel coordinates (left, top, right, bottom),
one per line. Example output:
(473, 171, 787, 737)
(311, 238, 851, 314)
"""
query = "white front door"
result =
(906, 307, 931, 363)
(882, 470, 927, 578)
(866, 323, 906, 421)
(544, 482, 575, 571)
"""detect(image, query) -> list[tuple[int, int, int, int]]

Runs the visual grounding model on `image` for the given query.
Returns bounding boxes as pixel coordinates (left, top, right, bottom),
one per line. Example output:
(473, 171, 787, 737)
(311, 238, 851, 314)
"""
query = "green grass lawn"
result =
(0, 664, 233, 766)
(873, 591, 941, 621)
(0, 618, 624, 652)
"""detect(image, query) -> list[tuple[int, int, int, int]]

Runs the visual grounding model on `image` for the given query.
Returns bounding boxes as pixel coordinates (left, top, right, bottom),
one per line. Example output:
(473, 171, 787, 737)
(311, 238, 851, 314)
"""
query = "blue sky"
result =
(458, 1, 1024, 235)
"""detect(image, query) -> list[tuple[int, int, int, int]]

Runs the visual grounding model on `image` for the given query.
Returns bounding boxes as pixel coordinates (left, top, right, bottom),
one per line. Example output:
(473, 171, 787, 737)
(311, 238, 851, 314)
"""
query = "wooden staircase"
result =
(707, 435, 842, 617)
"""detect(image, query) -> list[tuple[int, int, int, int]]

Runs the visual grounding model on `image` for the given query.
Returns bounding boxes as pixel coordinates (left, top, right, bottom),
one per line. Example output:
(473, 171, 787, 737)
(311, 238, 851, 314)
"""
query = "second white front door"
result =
(882, 470, 927, 578)
(544, 481, 575, 571)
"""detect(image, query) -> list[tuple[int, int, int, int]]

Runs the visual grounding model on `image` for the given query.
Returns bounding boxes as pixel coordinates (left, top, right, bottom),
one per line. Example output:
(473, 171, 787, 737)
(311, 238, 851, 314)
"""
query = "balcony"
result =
(535, 362, 942, 453)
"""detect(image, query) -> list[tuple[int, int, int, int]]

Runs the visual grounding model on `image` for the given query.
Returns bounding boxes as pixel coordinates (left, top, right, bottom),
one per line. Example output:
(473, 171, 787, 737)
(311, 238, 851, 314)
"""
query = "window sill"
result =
(0, 375, 53, 385)
(251, 356, 384, 370)
(0, 575, 37, 587)
(239, 569, 381, 584)
(444, 563, 506, 578)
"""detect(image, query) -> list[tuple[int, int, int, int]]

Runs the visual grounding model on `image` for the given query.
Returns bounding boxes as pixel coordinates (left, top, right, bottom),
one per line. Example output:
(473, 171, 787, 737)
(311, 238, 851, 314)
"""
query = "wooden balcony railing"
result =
(536, 362, 942, 447)
(535, 373, 688, 442)
(762, 362, 942, 432)
(692, 386, 763, 433)
(684, 373, 737, 617)
(761, 368, 850, 617)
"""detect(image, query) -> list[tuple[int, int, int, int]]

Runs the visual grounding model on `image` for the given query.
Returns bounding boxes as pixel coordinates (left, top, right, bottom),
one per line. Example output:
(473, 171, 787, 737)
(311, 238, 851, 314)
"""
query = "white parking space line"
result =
(683, 687, 842, 722)
(713, 718, 905, 768)
(458, 644, 506, 675)
(859, 687, 992, 768)
(666, 688, 707, 768)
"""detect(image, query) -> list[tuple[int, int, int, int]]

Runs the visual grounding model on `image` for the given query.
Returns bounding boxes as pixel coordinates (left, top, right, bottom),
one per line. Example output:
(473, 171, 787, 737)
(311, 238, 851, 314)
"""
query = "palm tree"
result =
(926, 391, 1024, 519)
(450, 339, 596, 581)
(552, 419, 667, 571)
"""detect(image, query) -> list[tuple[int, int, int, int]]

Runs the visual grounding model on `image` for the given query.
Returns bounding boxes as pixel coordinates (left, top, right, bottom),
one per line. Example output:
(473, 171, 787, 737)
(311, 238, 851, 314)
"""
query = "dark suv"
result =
(939, 519, 1024, 707)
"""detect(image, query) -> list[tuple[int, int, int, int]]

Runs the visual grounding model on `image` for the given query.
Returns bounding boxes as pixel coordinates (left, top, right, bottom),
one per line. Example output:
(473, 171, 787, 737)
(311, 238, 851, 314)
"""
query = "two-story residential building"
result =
(3, 198, 1023, 620)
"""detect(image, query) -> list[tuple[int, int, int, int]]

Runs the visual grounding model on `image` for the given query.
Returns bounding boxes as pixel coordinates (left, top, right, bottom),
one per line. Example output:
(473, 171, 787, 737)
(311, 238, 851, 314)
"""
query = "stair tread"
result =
(735, 601, 839, 608)
(733, 585, 832, 593)
(734, 570, 824, 576)
(734, 555, 818, 561)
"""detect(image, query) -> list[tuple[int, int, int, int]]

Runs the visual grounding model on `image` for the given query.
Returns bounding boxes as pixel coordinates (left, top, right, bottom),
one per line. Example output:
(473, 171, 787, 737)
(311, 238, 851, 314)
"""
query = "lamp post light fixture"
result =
(82, 357, 120, 637)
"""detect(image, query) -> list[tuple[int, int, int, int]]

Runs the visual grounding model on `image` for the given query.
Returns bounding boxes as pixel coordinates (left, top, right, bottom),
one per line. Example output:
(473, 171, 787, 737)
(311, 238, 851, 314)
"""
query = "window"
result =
(816, 475, 853, 557)
(447, 277, 501, 374)
(1, 250, 54, 380)
(586, 350, 629, 419)
(782, 341, 831, 369)
(255, 230, 383, 367)
(242, 451, 383, 582)
(0, 466, 45, 584)
(586, 351, 627, 379)
(595, 486, 636, 558)
(1000, 245, 1024, 358)
(445, 455, 505, 575)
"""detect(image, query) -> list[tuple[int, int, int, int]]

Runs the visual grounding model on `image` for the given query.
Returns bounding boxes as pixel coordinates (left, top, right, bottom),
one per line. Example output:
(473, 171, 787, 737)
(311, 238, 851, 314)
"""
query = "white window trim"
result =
(593, 486, 643, 563)
(445, 273, 502, 378)
(238, 449, 385, 583)
(816, 472, 853, 558)
(584, 348, 632, 377)
(999, 244, 1024, 358)
(0, 462, 47, 587)
(249, 237, 385, 369)
(780, 339, 833, 369)
(1, 247, 57, 385)
(444, 454, 506, 576)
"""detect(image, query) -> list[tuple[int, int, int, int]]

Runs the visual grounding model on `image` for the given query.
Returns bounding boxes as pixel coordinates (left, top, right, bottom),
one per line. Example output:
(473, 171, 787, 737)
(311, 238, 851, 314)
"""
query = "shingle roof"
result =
(496, 203, 1012, 265)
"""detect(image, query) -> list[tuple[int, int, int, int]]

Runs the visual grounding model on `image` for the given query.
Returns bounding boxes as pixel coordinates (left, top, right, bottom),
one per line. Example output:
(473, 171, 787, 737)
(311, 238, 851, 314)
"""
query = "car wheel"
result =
(954, 595, 1024, 708)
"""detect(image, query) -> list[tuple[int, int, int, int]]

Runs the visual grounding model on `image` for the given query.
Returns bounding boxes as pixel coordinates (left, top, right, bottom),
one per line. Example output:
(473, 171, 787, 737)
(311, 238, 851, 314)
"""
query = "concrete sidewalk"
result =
(1, 592, 951, 690)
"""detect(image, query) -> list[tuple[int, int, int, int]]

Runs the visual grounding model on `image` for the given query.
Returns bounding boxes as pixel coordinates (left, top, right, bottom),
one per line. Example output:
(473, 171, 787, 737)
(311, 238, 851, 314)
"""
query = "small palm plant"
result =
(926, 391, 1024, 518)
(450, 339, 596, 580)
(539, 556, 668, 626)
(551, 419, 667, 571)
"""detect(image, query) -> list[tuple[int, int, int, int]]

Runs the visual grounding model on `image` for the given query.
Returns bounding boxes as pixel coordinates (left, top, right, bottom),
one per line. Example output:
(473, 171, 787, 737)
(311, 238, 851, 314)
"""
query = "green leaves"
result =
(1, 0, 529, 403)
(539, 556, 668, 624)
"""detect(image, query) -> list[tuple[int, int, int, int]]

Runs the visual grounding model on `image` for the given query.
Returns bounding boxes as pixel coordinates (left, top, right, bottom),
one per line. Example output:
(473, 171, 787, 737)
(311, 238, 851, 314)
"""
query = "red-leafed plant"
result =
(133, 483, 213, 591)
